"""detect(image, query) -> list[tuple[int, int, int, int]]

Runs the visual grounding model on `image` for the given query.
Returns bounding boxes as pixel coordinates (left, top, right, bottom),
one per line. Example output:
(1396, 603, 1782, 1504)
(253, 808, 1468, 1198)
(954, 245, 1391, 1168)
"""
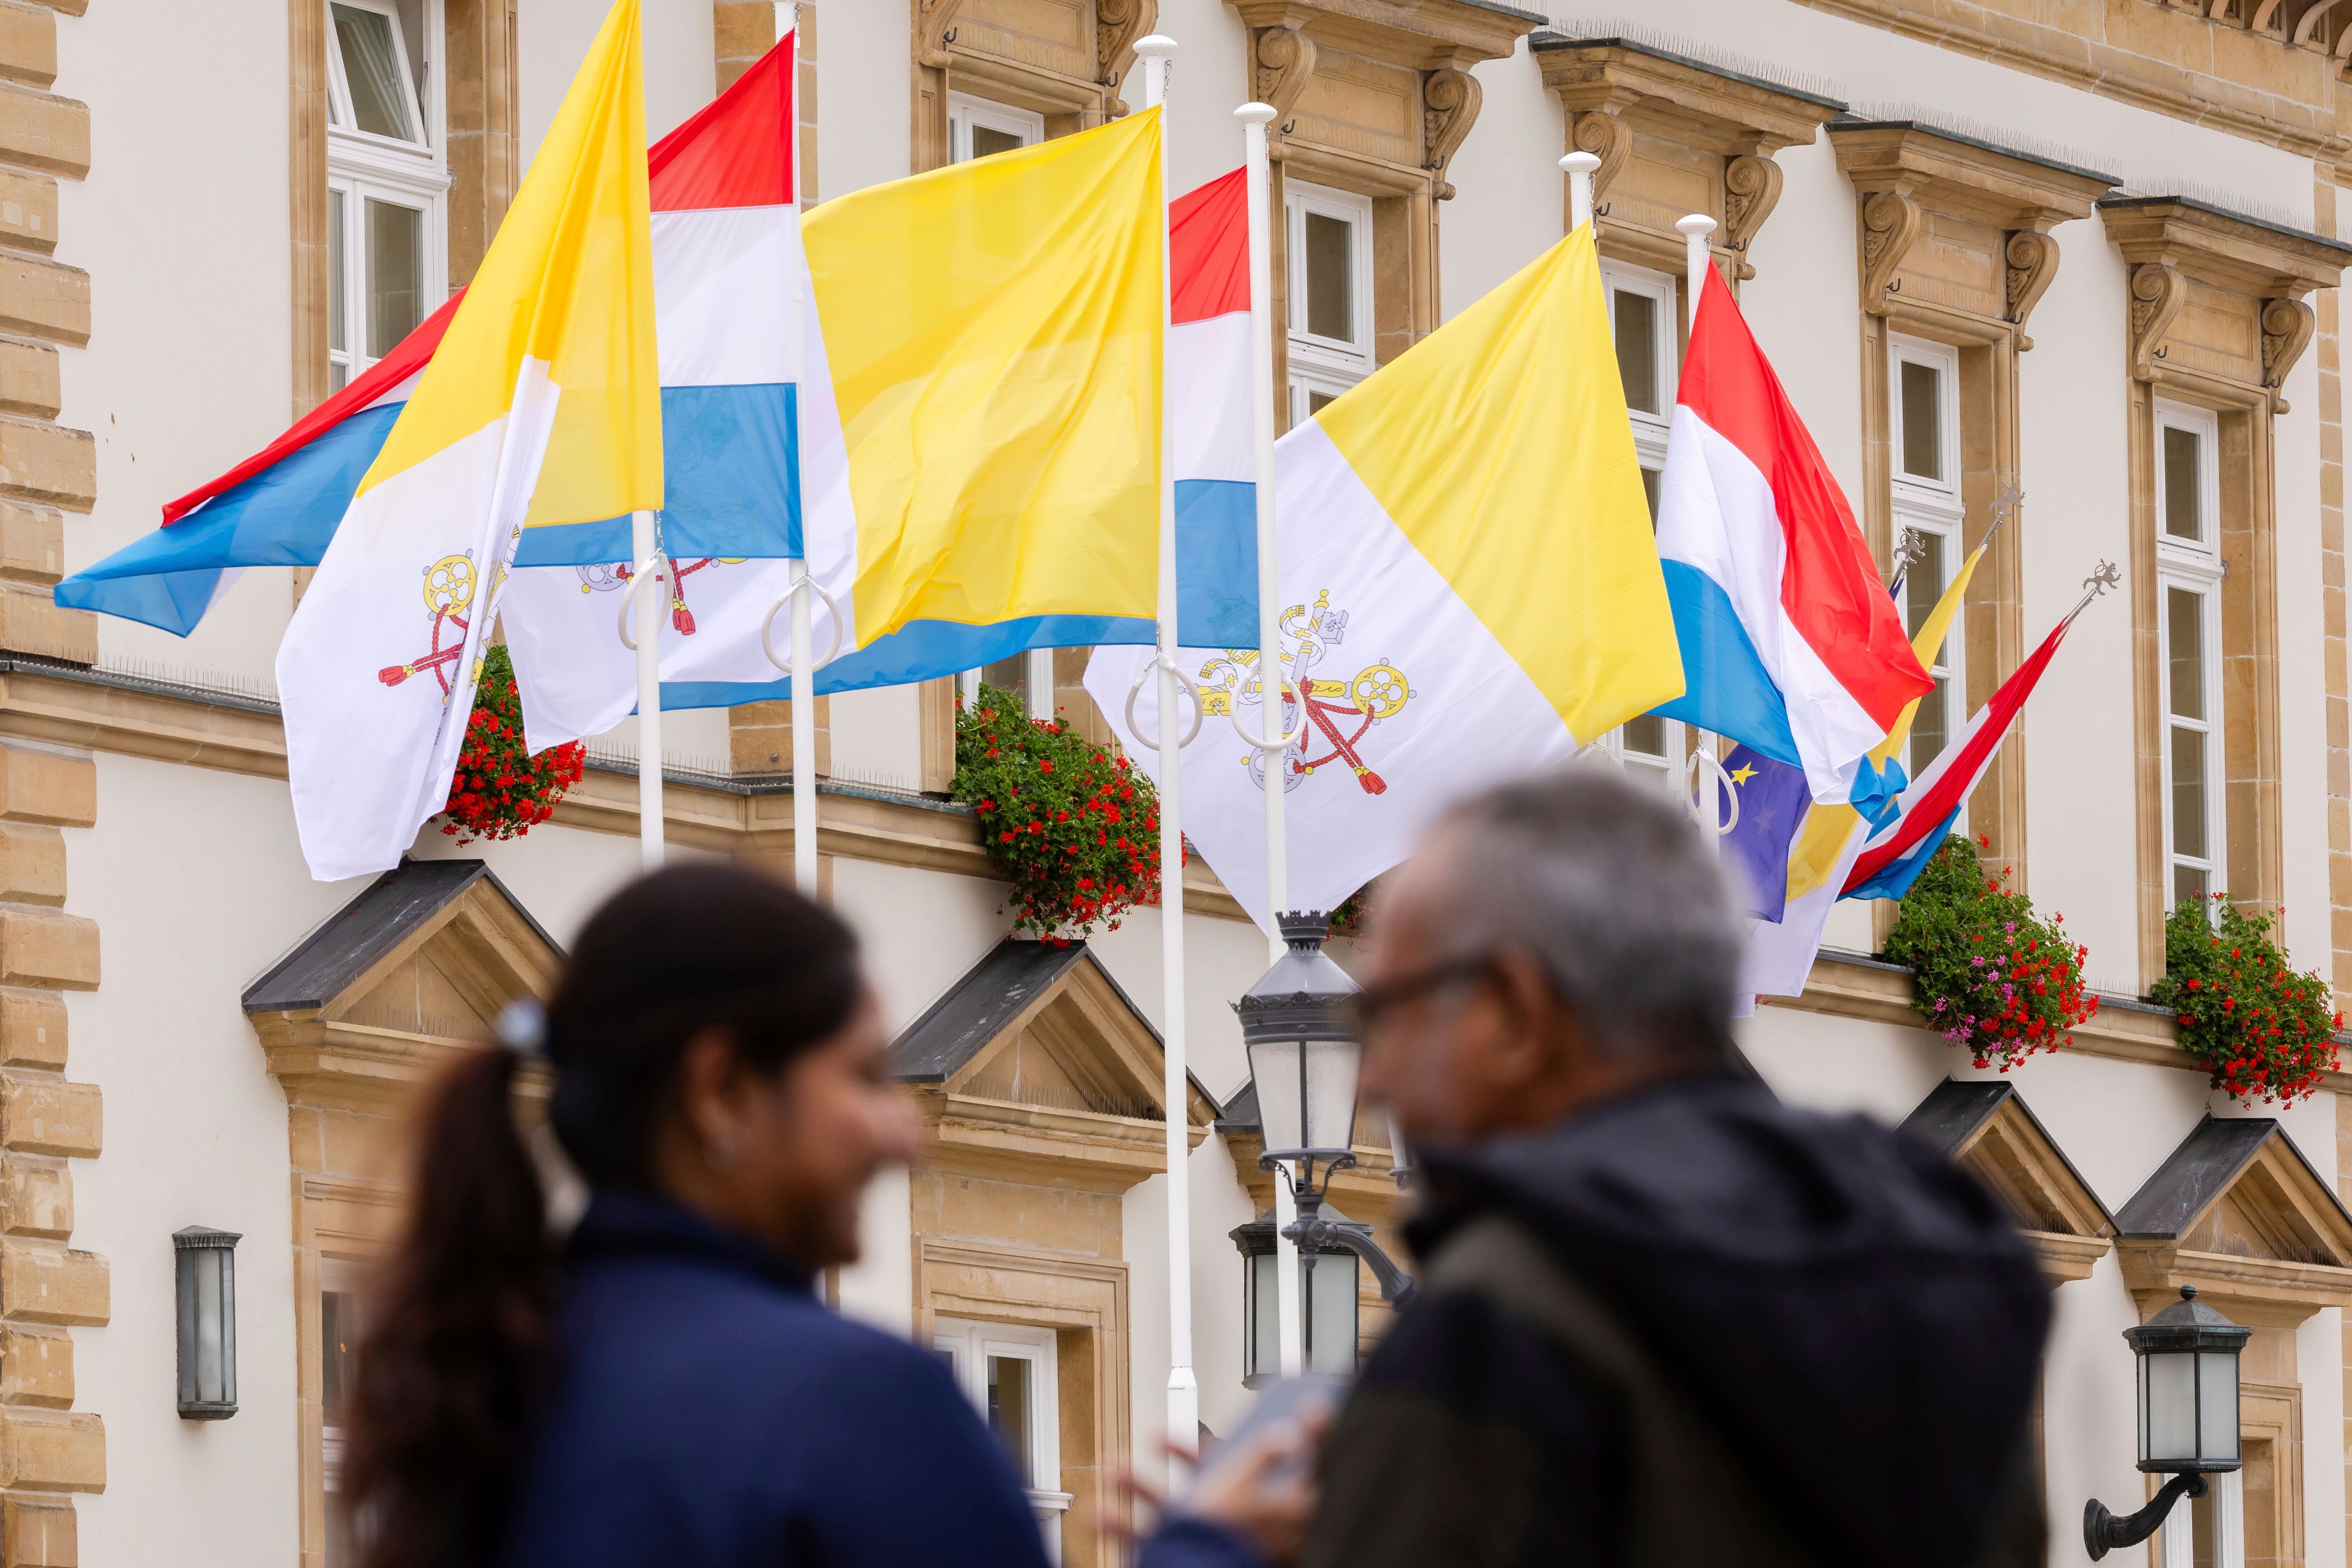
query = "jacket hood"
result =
(1411, 1071, 2050, 1568)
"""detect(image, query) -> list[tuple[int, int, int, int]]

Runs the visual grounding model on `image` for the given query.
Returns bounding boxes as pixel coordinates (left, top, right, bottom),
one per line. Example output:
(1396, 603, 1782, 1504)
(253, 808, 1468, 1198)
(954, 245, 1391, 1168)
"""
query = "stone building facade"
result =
(1, 0, 2351, 1564)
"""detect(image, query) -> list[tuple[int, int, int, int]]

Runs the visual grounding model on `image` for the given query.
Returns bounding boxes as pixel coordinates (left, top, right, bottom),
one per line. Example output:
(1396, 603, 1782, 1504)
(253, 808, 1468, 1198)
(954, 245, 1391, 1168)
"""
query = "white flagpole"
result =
(1237, 100, 1304, 1380)
(1136, 33, 1198, 1466)
(779, 1, 817, 897)
(630, 508, 665, 869)
(1563, 150, 1597, 232)
(1676, 213, 1728, 853)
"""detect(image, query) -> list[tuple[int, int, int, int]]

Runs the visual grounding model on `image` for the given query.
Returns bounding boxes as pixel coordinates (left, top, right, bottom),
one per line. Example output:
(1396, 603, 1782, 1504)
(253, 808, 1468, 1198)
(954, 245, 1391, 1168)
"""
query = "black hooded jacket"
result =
(1141, 1069, 2052, 1568)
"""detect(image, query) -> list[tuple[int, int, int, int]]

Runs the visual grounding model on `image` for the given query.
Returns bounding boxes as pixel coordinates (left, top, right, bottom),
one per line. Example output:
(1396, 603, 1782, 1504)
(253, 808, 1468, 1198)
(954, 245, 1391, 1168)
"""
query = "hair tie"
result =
(496, 998, 548, 1060)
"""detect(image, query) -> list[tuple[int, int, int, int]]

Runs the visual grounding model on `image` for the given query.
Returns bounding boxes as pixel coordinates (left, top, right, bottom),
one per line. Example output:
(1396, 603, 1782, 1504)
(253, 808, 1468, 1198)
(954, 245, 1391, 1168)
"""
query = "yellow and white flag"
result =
(1088, 227, 1683, 930)
(277, 0, 660, 880)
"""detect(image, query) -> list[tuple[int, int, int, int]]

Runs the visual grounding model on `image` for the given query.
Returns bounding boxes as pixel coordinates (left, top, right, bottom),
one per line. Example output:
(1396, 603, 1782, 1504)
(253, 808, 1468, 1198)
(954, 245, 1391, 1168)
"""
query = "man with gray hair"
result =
(1295, 764, 2049, 1568)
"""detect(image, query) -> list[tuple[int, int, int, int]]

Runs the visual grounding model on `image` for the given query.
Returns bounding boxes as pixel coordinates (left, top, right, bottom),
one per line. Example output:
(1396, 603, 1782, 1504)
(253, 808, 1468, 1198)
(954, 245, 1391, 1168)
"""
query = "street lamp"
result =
(1230, 1210, 1361, 1386)
(2084, 1285, 2249, 1559)
(174, 1226, 240, 1420)
(1235, 911, 1415, 1344)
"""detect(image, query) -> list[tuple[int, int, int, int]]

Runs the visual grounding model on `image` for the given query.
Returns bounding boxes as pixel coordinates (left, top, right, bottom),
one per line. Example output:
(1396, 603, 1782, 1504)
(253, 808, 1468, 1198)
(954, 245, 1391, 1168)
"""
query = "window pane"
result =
(321, 1290, 355, 1427)
(1304, 211, 1354, 342)
(364, 198, 424, 359)
(1613, 288, 1658, 415)
(1640, 466, 1660, 524)
(2171, 724, 2207, 860)
(1307, 388, 1338, 417)
(1899, 359, 1942, 481)
(328, 362, 349, 393)
(2166, 586, 2204, 721)
(2174, 861, 2209, 910)
(971, 123, 1026, 160)
(1621, 714, 1667, 760)
(1909, 679, 1949, 780)
(333, 5, 418, 142)
(986, 1355, 1035, 1487)
(2163, 425, 2203, 542)
(979, 655, 1027, 704)
(1903, 531, 1948, 658)
(328, 189, 347, 355)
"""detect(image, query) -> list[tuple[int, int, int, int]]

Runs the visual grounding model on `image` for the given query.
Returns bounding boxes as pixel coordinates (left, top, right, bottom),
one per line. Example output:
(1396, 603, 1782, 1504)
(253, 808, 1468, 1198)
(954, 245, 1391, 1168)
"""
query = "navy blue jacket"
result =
(503, 1191, 1052, 1568)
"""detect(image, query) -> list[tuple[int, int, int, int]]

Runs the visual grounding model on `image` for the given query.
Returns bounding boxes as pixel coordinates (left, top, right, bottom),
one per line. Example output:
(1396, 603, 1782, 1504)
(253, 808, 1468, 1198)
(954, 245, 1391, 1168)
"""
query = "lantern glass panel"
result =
(1247, 1038, 1307, 1154)
(1305, 1254, 1360, 1376)
(2198, 1351, 2239, 1463)
(1301, 1039, 1361, 1155)
(2143, 1350, 2198, 1465)
(1246, 1251, 1280, 1383)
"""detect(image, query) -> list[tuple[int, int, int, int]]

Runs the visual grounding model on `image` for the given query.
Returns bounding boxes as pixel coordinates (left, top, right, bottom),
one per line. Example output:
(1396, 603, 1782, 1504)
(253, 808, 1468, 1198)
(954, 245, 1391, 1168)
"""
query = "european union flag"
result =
(1717, 743, 1815, 921)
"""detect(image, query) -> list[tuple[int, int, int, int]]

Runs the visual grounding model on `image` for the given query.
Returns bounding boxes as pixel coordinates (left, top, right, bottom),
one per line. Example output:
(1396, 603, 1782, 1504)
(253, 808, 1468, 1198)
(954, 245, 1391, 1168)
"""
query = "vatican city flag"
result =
(1090, 225, 1683, 930)
(277, 0, 660, 881)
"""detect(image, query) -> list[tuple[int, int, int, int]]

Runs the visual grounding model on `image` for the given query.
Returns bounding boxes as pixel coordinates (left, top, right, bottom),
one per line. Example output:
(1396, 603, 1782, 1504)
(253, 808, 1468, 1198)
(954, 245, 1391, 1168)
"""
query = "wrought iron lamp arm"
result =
(1262, 1156, 1417, 1306)
(2084, 1473, 2206, 1561)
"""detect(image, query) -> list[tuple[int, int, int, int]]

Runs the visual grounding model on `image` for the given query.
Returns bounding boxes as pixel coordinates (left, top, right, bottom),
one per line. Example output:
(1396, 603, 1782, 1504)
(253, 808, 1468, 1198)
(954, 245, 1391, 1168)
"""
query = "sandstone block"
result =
(0, 1240, 102, 1326)
(0, 83, 82, 179)
(0, 5, 53, 90)
(1, 1491, 73, 1566)
(0, 911, 92, 993)
(0, 990, 61, 1070)
(0, 1324, 66, 1406)
(0, 167, 53, 255)
(0, 748, 90, 829)
(0, 582, 87, 663)
(0, 501, 57, 584)
(0, 1077, 91, 1158)
(1, 1155, 66, 1237)
(0, 826, 60, 907)
(0, 254, 79, 352)
(0, 341, 54, 421)
(0, 419, 87, 510)
(0, 1408, 99, 1492)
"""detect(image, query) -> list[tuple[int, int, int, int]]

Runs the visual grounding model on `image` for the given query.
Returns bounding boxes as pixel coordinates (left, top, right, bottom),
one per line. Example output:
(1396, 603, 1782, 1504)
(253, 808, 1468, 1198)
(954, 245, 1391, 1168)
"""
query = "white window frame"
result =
(1889, 335, 1966, 815)
(935, 1317, 1071, 1561)
(1595, 261, 1683, 794)
(2156, 399, 2226, 914)
(948, 93, 1044, 164)
(318, 1256, 368, 1568)
(1286, 179, 1375, 423)
(325, 0, 448, 392)
(959, 652, 1054, 723)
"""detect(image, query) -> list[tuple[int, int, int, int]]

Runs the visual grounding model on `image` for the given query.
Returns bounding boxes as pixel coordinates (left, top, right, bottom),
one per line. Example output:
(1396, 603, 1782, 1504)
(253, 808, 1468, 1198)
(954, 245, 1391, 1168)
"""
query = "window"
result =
(325, 0, 447, 393)
(1286, 181, 1374, 424)
(1598, 263, 1683, 795)
(319, 1260, 365, 1568)
(935, 1317, 1071, 1560)
(2157, 400, 2225, 913)
(1890, 335, 1966, 794)
(949, 95, 1042, 164)
(960, 652, 1054, 722)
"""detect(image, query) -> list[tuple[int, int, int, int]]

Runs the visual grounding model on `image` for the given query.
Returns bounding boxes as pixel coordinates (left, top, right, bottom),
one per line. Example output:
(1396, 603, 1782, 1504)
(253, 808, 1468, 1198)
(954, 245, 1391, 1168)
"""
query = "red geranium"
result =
(437, 644, 586, 845)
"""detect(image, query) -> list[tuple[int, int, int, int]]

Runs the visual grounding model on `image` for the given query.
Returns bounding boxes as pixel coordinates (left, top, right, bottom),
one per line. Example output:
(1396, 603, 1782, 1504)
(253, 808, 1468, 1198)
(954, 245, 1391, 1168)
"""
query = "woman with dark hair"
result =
(340, 862, 1051, 1568)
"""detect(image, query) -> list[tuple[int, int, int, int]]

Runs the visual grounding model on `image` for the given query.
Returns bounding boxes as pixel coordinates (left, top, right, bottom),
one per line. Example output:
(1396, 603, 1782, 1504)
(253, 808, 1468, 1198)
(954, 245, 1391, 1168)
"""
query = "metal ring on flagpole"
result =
(1123, 654, 1204, 752)
(759, 570, 845, 676)
(616, 553, 672, 652)
(1687, 748, 1741, 838)
(1232, 677, 1310, 753)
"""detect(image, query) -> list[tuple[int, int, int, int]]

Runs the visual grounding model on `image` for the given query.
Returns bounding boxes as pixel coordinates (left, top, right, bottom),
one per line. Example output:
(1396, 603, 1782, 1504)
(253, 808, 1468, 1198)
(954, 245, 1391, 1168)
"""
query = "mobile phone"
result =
(1178, 1373, 1348, 1507)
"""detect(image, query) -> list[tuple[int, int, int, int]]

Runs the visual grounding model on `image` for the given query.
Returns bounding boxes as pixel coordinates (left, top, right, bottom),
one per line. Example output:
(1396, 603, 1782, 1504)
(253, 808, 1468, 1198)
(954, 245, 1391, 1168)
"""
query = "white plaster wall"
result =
(65, 754, 356, 1566)
(1441, 36, 1564, 322)
(519, 0, 715, 157)
(827, 685, 924, 793)
(56, 0, 296, 688)
(1140, 1, 1252, 206)
(818, 0, 910, 203)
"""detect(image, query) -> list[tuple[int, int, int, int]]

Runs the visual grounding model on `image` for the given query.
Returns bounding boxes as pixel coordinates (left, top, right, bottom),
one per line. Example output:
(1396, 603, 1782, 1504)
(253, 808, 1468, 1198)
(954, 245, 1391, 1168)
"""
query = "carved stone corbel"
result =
(1722, 154, 1782, 282)
(2128, 261, 2187, 382)
(1860, 190, 1924, 316)
(2261, 296, 2315, 412)
(1096, 0, 1156, 115)
(2003, 230, 2060, 347)
(1422, 67, 1481, 200)
(1253, 24, 1316, 152)
(914, 0, 967, 70)
(1568, 111, 1630, 209)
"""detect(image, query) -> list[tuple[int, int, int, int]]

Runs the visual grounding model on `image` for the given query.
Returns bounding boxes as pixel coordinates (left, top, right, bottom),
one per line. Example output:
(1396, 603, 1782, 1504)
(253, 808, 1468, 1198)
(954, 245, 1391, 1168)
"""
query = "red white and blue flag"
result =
(1651, 265, 1930, 804)
(58, 29, 806, 633)
(1841, 608, 2076, 900)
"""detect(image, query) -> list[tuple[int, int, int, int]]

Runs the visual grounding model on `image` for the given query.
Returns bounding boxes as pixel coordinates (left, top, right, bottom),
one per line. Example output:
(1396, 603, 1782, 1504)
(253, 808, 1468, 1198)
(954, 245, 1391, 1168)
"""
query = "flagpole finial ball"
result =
(1560, 152, 1601, 176)
(1236, 103, 1278, 126)
(1676, 213, 1718, 240)
(1134, 34, 1177, 58)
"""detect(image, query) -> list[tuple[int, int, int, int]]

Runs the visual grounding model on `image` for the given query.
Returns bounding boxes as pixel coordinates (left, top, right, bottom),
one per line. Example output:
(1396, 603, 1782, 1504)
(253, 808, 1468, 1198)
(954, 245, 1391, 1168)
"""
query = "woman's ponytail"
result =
(345, 1039, 553, 1568)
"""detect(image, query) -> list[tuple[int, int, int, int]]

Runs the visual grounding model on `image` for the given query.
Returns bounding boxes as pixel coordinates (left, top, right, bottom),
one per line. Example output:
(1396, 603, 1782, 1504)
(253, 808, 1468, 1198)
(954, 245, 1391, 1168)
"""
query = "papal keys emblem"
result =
(1198, 590, 1413, 795)
(378, 552, 483, 699)
(575, 556, 745, 635)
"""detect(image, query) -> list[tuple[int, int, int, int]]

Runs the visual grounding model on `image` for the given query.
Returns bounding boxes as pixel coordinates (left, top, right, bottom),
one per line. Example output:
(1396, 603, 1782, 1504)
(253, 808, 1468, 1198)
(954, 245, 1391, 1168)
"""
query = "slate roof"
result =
(2114, 1115, 2351, 1239)
(243, 859, 556, 1014)
(1899, 1077, 2112, 1228)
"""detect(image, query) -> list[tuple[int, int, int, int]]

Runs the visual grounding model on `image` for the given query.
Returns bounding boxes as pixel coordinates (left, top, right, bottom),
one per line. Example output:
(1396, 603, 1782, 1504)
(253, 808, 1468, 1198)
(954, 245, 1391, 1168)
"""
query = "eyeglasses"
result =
(1345, 953, 1498, 1036)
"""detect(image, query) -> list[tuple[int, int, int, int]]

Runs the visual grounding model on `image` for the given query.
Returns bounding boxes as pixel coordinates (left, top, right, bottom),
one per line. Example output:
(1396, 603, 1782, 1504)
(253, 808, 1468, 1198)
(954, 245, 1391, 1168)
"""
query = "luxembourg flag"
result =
(276, 0, 661, 881)
(1653, 265, 1929, 804)
(55, 26, 804, 633)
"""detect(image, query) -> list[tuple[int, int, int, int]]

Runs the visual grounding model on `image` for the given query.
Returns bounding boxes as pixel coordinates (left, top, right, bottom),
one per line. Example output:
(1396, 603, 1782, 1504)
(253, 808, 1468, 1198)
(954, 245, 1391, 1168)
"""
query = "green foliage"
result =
(439, 644, 584, 846)
(2149, 895, 2340, 1105)
(1883, 834, 2096, 1071)
(951, 686, 1167, 943)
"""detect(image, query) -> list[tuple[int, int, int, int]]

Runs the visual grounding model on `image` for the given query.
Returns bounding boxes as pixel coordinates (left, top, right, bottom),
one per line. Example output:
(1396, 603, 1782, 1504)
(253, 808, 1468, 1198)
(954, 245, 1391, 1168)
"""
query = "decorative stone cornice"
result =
(1831, 118, 2115, 332)
(914, 0, 965, 71)
(1229, 0, 1541, 69)
(1533, 34, 1843, 282)
(2099, 195, 2351, 407)
(1095, 0, 1156, 116)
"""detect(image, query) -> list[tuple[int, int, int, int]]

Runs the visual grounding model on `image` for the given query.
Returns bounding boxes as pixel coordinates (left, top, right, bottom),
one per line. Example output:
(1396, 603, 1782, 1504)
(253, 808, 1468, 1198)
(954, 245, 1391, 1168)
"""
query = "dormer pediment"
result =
(891, 940, 1216, 1193)
(2114, 1115, 2352, 1324)
(1901, 1079, 2115, 1285)
(244, 859, 561, 1114)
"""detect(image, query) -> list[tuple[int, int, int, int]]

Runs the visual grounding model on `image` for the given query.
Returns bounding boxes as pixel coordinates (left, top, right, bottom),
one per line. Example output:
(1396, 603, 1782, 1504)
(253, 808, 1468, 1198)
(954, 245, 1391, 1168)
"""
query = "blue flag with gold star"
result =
(1719, 742, 1815, 921)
